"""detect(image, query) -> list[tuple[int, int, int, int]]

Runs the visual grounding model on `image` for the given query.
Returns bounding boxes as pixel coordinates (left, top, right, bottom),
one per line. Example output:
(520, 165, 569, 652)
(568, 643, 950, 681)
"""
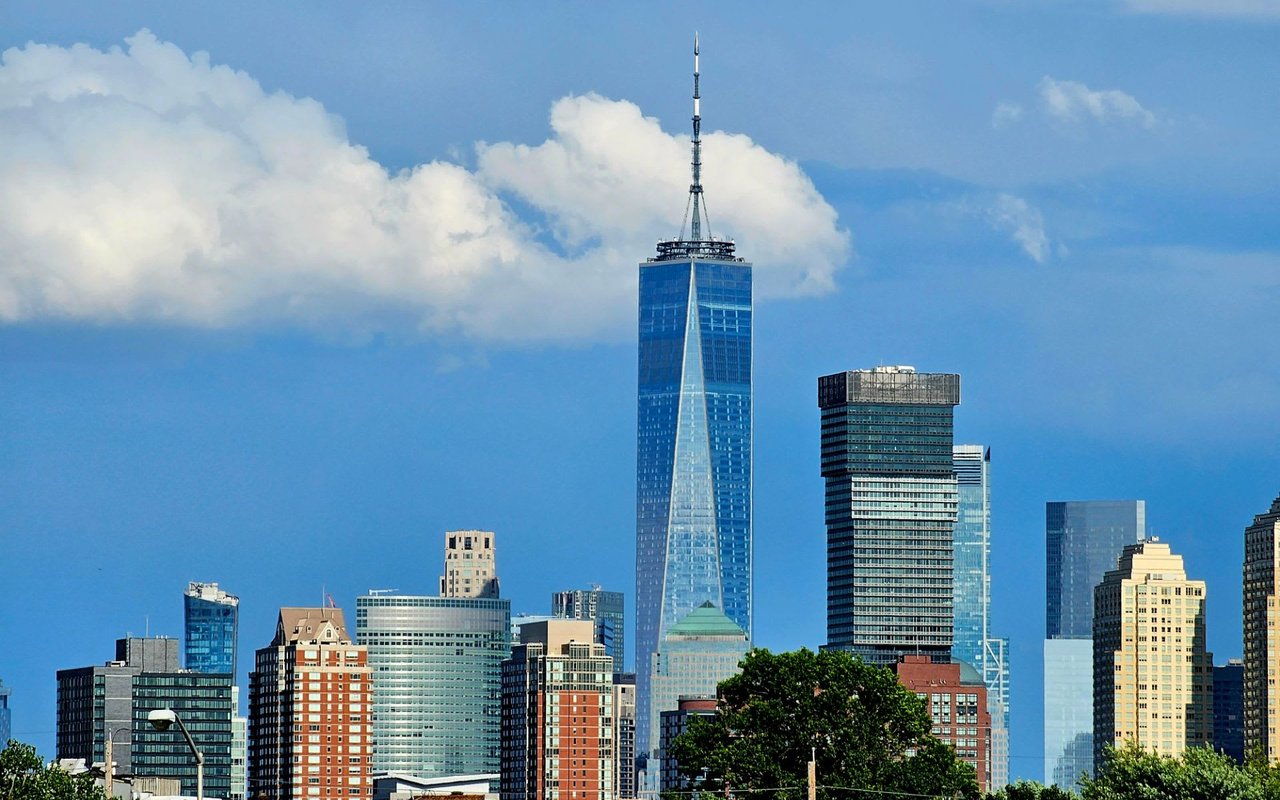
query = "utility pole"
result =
(808, 744, 817, 800)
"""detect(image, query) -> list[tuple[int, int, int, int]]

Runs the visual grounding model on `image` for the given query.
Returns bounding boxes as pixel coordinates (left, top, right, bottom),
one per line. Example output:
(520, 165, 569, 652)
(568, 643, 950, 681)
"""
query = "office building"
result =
(819, 366, 961, 663)
(1044, 499, 1145, 787)
(952, 445, 1010, 789)
(442, 530, 499, 599)
(552, 587, 625, 672)
(658, 697, 716, 794)
(613, 674, 637, 800)
(0, 679, 10, 746)
(894, 656, 992, 791)
(56, 637, 232, 798)
(231, 686, 247, 800)
(1214, 660, 1244, 764)
(184, 582, 239, 675)
(646, 602, 748, 792)
(248, 607, 371, 800)
(356, 591, 510, 778)
(500, 620, 615, 800)
(1244, 494, 1280, 760)
(635, 39, 752, 770)
(1093, 540, 1212, 762)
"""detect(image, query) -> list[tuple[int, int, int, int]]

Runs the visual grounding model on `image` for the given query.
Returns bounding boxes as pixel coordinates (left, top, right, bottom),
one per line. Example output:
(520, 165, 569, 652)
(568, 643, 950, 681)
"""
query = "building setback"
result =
(248, 607, 371, 800)
(819, 366, 961, 664)
(893, 656, 992, 791)
(500, 620, 615, 800)
(634, 39, 753, 777)
(56, 637, 232, 798)
(552, 587, 626, 673)
(1093, 540, 1212, 763)
(952, 445, 1010, 790)
(1043, 499, 1145, 788)
(1244, 494, 1280, 760)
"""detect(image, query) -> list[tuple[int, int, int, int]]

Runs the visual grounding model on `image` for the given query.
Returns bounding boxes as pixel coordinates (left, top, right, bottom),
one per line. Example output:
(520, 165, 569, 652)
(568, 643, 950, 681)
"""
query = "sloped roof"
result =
(666, 601, 747, 638)
(275, 607, 351, 645)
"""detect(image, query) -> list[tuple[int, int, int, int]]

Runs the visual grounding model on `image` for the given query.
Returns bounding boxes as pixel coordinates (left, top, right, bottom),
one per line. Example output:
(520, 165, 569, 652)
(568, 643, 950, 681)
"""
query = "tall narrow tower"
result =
(1243, 494, 1280, 760)
(635, 34, 752, 781)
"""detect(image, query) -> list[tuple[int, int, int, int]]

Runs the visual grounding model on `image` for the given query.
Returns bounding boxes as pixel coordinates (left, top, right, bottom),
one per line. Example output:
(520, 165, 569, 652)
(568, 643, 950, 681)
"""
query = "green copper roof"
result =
(666, 601, 748, 638)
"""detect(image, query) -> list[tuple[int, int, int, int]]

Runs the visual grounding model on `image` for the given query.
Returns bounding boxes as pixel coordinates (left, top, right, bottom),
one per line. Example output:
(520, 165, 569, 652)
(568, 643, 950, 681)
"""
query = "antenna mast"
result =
(689, 32, 703, 242)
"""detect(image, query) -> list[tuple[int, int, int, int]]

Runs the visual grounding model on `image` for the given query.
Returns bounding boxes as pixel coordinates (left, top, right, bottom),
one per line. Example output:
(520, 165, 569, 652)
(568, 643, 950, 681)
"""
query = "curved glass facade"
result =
(635, 255, 752, 766)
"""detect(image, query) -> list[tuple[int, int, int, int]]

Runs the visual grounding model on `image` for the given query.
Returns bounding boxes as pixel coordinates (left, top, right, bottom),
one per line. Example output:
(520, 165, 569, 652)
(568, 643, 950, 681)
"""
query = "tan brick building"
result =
(1093, 540, 1212, 764)
(441, 530, 500, 598)
(249, 608, 372, 800)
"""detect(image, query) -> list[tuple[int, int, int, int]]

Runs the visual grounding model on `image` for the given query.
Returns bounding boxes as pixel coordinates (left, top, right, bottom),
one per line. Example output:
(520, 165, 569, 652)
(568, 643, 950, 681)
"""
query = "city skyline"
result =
(2, 2, 1279, 787)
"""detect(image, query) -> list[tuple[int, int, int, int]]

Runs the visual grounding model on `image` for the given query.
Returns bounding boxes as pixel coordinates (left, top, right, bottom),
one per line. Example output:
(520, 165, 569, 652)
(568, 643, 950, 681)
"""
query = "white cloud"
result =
(1122, 0, 1280, 18)
(1037, 76, 1158, 128)
(0, 31, 850, 342)
(985, 194, 1050, 263)
(990, 101, 1024, 129)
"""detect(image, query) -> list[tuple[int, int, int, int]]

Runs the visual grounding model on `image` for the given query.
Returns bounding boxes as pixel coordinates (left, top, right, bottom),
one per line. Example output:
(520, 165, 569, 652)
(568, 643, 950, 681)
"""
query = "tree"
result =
(1079, 742, 1265, 800)
(0, 740, 110, 800)
(667, 648, 980, 799)
(984, 780, 1078, 800)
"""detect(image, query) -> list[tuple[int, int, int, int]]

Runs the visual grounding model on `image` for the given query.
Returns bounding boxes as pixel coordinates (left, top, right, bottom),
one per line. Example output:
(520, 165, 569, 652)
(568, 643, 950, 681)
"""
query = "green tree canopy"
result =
(1078, 742, 1272, 800)
(1, 740, 110, 800)
(667, 648, 979, 799)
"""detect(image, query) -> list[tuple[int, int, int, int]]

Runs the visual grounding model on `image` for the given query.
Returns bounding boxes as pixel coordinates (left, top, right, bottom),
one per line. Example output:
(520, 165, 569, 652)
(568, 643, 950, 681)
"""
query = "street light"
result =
(148, 708, 204, 800)
(103, 726, 129, 799)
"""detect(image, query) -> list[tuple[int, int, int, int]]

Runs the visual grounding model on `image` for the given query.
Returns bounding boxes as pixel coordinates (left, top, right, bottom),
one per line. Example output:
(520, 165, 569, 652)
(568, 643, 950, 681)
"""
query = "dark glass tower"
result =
(635, 36, 752, 776)
(184, 582, 239, 676)
(1045, 501, 1146, 638)
(818, 366, 960, 664)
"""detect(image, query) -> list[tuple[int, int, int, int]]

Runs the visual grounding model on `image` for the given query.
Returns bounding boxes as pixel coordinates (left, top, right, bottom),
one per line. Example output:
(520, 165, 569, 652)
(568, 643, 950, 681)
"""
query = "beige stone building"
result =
(1093, 540, 1212, 765)
(1244, 495, 1280, 760)
(441, 529, 499, 598)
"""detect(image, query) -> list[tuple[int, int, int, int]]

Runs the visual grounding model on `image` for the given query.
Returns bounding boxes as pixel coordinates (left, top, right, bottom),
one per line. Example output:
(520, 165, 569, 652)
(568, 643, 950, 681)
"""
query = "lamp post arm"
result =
(171, 713, 205, 800)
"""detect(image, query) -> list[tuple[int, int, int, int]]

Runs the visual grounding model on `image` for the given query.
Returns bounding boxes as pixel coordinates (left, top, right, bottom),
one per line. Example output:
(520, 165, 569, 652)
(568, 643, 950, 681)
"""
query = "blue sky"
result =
(2, 0, 1278, 782)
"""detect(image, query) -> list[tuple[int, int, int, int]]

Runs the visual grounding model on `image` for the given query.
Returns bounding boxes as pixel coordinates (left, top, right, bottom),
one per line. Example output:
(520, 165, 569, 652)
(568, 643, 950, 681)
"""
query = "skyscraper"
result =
(1043, 500, 1145, 787)
(818, 366, 961, 664)
(441, 530, 499, 599)
(57, 637, 233, 797)
(1214, 660, 1244, 764)
(1243, 494, 1280, 760)
(952, 445, 1010, 789)
(184, 581, 239, 675)
(501, 620, 615, 800)
(248, 607, 371, 800)
(635, 37, 752, 772)
(1093, 540, 1212, 763)
(356, 591, 510, 778)
(0, 679, 11, 746)
(551, 586, 625, 672)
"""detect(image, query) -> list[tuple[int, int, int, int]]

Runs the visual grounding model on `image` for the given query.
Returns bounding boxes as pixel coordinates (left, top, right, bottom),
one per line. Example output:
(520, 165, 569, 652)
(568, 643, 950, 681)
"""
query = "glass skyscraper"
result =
(635, 37, 752, 776)
(184, 582, 239, 676)
(952, 445, 1009, 789)
(356, 593, 511, 778)
(0, 679, 10, 746)
(818, 366, 960, 664)
(1042, 500, 1144, 787)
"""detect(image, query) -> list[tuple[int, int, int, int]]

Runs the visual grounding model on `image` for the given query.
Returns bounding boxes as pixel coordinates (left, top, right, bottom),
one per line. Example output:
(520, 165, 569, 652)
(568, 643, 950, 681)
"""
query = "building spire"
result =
(689, 32, 703, 242)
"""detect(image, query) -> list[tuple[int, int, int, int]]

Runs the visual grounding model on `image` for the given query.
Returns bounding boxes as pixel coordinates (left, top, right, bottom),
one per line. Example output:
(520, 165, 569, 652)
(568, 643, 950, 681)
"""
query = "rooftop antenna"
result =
(689, 32, 704, 242)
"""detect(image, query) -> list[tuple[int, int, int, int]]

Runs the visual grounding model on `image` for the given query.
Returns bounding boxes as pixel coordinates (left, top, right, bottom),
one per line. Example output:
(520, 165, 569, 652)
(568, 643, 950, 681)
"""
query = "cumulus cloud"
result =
(984, 194, 1050, 263)
(0, 31, 849, 341)
(1037, 76, 1158, 128)
(990, 101, 1024, 129)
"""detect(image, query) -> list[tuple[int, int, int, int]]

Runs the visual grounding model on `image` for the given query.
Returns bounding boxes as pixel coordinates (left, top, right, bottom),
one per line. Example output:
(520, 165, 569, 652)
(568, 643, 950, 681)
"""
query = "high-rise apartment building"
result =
(635, 39, 752, 771)
(355, 591, 510, 778)
(952, 445, 1010, 789)
(1093, 540, 1212, 763)
(184, 581, 243, 800)
(659, 697, 716, 795)
(441, 530, 499, 599)
(552, 587, 625, 672)
(1243, 494, 1280, 760)
(613, 675, 637, 800)
(1214, 660, 1244, 764)
(500, 620, 615, 800)
(818, 366, 961, 664)
(57, 637, 233, 797)
(645, 602, 748, 792)
(185, 582, 239, 675)
(248, 607, 371, 800)
(1044, 500, 1145, 787)
(894, 656, 992, 791)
